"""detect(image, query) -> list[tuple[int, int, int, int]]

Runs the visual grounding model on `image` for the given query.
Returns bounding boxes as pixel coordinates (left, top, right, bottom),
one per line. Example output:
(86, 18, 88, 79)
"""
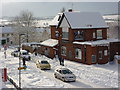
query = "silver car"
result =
(54, 68, 76, 82)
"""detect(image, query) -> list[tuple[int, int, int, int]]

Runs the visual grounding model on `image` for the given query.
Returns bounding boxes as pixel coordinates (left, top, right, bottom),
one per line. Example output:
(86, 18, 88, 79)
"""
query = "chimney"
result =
(68, 8, 73, 12)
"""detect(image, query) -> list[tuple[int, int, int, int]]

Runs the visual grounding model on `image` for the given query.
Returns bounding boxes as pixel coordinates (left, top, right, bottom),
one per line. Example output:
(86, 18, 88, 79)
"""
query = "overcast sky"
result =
(1, 2, 118, 18)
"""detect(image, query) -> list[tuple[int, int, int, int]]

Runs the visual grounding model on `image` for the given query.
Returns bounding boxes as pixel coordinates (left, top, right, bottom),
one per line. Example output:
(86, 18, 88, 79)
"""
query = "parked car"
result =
(11, 50, 19, 57)
(54, 68, 76, 82)
(36, 60, 51, 70)
(20, 50, 31, 61)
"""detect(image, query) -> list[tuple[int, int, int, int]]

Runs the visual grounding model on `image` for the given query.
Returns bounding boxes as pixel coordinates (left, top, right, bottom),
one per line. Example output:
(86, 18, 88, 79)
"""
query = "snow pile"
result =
(73, 38, 119, 46)
(40, 39, 58, 47)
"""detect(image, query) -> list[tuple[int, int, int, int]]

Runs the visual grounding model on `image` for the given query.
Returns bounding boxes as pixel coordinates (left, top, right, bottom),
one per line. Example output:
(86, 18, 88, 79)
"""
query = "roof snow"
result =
(50, 13, 63, 26)
(40, 39, 58, 47)
(0, 27, 15, 33)
(59, 12, 108, 29)
(73, 39, 119, 46)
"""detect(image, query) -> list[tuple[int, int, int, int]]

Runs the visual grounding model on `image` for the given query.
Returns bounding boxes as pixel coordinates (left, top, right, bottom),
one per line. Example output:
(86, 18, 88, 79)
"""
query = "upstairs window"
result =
(62, 27, 68, 39)
(97, 30, 102, 39)
(74, 31, 84, 40)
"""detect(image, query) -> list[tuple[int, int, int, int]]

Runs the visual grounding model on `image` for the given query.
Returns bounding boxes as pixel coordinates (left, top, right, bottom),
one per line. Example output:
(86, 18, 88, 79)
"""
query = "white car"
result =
(54, 68, 76, 82)
(20, 50, 31, 61)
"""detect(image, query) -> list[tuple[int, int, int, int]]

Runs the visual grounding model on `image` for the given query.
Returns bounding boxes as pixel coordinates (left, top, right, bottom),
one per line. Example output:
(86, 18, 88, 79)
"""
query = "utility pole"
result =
(18, 34, 25, 90)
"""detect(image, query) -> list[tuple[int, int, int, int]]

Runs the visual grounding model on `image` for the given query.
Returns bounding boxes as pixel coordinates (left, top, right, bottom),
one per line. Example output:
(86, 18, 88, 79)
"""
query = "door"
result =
(68, 51, 72, 59)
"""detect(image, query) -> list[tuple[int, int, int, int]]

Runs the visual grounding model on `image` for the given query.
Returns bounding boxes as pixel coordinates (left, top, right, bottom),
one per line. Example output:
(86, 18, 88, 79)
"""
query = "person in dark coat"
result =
(58, 56, 62, 65)
(61, 57, 64, 66)
(22, 57, 26, 66)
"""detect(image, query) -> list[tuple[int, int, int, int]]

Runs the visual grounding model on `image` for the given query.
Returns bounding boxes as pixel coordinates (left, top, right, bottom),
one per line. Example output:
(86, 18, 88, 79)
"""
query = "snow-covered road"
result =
(0, 48, 118, 88)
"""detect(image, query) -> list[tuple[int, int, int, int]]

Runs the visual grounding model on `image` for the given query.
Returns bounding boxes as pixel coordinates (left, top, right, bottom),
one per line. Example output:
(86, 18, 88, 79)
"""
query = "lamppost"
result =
(18, 34, 25, 89)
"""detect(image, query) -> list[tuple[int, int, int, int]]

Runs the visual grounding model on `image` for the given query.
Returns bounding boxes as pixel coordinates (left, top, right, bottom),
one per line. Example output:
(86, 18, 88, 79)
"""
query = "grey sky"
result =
(2, 2, 118, 18)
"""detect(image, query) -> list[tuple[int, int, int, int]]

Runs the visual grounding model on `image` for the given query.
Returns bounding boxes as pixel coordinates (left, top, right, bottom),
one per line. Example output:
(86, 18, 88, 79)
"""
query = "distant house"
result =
(103, 15, 118, 39)
(0, 26, 15, 45)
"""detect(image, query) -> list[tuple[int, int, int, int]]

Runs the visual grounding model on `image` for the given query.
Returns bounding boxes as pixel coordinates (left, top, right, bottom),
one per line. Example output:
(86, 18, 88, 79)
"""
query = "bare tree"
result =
(13, 10, 36, 43)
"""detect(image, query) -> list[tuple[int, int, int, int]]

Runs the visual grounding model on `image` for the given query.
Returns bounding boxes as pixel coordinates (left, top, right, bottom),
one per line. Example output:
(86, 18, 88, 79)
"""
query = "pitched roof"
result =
(50, 13, 63, 26)
(58, 12, 108, 29)
(0, 26, 15, 33)
(40, 39, 58, 47)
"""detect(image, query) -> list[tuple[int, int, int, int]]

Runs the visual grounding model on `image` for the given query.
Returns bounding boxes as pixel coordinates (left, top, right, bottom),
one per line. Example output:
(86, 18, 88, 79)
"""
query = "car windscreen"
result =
(41, 61, 49, 64)
(62, 69, 73, 74)
(22, 52, 28, 55)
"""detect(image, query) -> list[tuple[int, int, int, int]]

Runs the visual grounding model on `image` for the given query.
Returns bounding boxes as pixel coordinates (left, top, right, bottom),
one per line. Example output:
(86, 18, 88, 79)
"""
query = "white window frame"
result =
(61, 46, 67, 56)
(93, 32, 96, 38)
(97, 29, 102, 39)
(62, 27, 68, 39)
(104, 50, 108, 56)
(75, 48, 82, 59)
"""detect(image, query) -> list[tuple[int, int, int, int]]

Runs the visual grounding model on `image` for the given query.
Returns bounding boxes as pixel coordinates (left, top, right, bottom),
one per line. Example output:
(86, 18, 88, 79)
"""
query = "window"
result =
(104, 50, 108, 56)
(55, 31, 59, 37)
(97, 30, 102, 39)
(93, 32, 96, 38)
(62, 27, 68, 39)
(99, 51, 102, 59)
(61, 46, 66, 56)
(75, 48, 82, 59)
(2, 34, 4, 37)
(92, 55, 96, 63)
(74, 31, 84, 40)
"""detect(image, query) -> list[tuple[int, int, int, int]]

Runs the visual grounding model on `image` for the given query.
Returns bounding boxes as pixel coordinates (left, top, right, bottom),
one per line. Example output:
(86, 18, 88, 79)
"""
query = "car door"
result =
(58, 70, 63, 79)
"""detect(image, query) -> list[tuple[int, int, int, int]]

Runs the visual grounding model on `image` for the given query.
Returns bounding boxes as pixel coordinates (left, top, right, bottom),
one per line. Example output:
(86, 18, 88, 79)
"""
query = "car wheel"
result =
(62, 77, 65, 82)
(54, 74, 57, 78)
(28, 57, 31, 60)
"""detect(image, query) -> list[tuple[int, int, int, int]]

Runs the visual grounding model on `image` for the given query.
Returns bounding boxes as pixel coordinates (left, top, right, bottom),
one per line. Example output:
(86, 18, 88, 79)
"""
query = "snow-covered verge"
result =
(0, 48, 118, 88)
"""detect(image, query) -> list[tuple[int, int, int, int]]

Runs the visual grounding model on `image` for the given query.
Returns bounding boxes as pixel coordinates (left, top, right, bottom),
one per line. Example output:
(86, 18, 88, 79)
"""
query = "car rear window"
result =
(41, 61, 49, 64)
(62, 69, 73, 74)
(22, 52, 28, 55)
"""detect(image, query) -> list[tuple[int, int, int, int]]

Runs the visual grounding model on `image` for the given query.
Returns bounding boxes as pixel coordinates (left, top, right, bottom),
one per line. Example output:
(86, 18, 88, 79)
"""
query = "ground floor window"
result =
(99, 51, 103, 59)
(104, 50, 108, 56)
(75, 48, 82, 59)
(61, 46, 66, 56)
(92, 55, 96, 63)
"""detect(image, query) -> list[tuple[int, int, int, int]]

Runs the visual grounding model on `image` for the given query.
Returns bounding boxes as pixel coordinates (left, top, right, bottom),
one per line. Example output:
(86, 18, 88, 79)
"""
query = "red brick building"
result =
(22, 11, 120, 65)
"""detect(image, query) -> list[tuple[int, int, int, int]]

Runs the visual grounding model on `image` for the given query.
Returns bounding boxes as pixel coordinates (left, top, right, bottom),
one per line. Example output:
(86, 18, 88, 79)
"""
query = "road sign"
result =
(18, 66, 27, 70)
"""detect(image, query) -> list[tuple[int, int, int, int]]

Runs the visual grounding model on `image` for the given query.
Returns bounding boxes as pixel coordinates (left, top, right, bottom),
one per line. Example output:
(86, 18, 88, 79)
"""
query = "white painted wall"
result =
(60, 17, 70, 28)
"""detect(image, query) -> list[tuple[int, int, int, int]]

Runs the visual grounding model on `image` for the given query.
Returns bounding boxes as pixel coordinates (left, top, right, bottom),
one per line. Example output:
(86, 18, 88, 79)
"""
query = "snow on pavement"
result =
(0, 48, 118, 88)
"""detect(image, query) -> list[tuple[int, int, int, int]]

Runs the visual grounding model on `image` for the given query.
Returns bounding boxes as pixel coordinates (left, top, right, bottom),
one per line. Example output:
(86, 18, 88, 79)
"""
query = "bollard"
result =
(3, 68, 7, 82)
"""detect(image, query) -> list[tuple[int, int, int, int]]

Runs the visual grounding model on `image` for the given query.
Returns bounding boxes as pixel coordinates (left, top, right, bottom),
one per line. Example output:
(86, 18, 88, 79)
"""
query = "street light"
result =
(18, 34, 25, 89)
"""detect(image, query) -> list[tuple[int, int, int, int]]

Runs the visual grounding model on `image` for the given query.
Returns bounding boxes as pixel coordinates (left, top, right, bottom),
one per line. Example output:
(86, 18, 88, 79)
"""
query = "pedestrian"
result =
(22, 57, 26, 66)
(58, 56, 62, 65)
(35, 52, 37, 56)
(61, 57, 64, 66)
